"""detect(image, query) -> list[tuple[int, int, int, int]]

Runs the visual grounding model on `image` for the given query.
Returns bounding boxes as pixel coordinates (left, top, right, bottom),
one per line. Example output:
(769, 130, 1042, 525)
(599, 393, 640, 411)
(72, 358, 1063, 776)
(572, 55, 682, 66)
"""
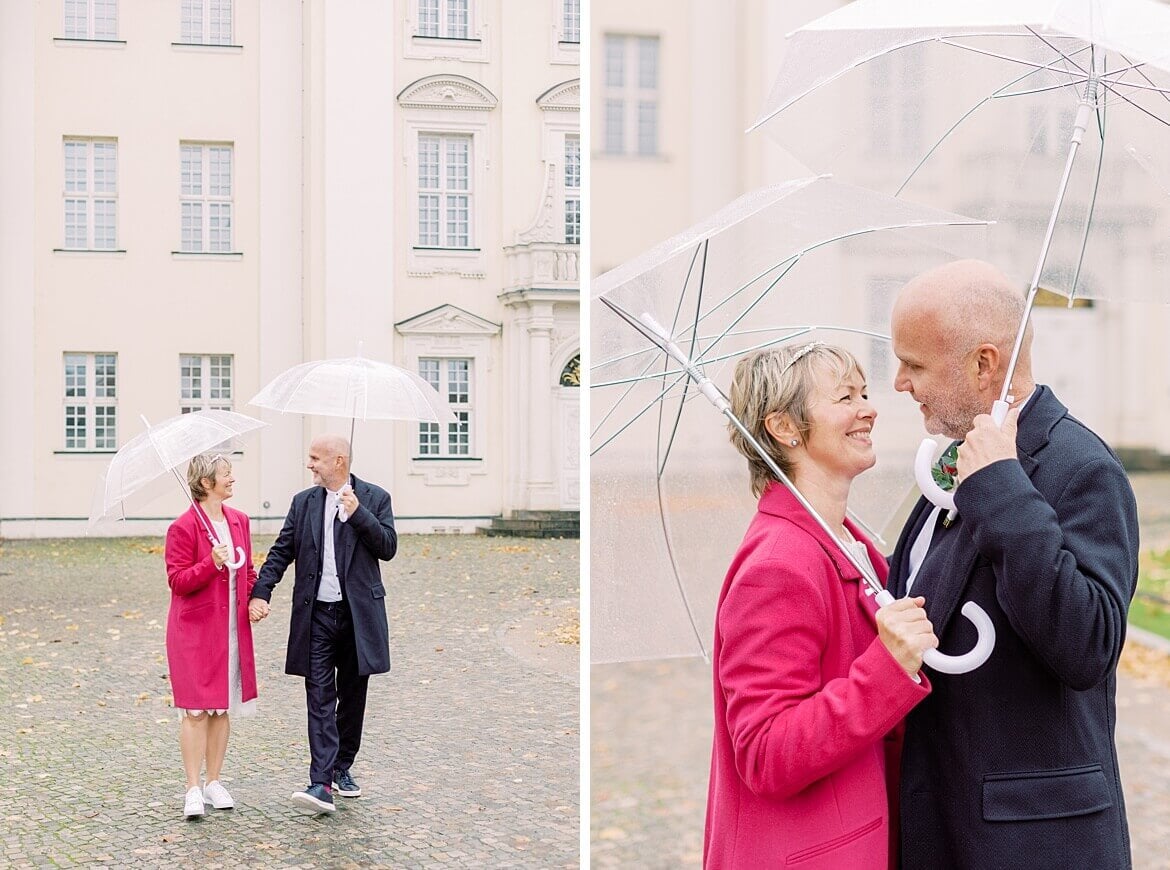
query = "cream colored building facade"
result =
(0, 0, 579, 538)
(591, 0, 1170, 457)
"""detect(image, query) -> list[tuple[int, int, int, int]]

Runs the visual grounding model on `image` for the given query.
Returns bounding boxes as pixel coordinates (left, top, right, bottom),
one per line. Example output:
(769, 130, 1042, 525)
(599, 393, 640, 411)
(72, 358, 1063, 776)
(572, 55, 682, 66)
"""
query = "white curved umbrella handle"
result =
(913, 399, 1011, 516)
(875, 590, 995, 675)
(914, 438, 956, 512)
(224, 546, 247, 571)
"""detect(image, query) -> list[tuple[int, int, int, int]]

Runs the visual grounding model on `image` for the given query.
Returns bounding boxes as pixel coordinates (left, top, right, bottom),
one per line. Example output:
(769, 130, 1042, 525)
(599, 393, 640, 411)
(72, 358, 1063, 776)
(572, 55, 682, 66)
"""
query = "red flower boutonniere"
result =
(932, 442, 959, 492)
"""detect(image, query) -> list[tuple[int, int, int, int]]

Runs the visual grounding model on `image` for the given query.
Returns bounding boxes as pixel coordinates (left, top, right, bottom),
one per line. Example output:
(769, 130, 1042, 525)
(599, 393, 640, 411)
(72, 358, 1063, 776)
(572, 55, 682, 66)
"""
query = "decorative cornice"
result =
(536, 79, 580, 112)
(397, 75, 498, 111)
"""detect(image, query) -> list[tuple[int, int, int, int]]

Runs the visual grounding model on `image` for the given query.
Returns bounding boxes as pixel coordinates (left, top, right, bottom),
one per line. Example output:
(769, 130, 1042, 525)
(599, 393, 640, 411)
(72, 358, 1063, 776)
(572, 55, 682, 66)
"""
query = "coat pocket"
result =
(982, 764, 1112, 821)
(785, 816, 881, 865)
(371, 584, 386, 598)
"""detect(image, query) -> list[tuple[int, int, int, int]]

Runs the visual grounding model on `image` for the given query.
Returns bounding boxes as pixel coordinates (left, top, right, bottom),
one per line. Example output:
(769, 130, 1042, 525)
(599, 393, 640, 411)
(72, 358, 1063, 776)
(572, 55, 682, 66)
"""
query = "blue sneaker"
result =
(290, 783, 336, 814)
(333, 768, 361, 797)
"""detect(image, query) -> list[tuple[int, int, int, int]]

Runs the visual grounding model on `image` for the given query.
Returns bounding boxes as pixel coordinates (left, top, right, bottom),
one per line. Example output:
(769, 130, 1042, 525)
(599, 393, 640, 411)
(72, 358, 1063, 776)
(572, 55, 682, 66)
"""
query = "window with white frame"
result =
(63, 352, 117, 450)
(180, 354, 233, 413)
(180, 143, 233, 252)
(63, 139, 117, 250)
(562, 0, 580, 43)
(418, 358, 473, 456)
(417, 134, 473, 249)
(64, 0, 118, 39)
(180, 0, 232, 45)
(564, 134, 581, 244)
(418, 0, 470, 39)
(603, 35, 659, 156)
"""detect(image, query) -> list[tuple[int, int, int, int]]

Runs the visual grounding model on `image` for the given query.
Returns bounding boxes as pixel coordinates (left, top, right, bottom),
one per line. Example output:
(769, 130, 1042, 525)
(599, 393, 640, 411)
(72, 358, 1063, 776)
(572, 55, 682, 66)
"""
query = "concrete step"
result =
(477, 510, 580, 539)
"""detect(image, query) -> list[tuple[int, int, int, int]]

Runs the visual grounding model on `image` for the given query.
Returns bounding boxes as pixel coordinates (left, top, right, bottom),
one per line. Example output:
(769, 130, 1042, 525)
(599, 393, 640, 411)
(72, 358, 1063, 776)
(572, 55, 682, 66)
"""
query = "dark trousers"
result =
(306, 600, 369, 786)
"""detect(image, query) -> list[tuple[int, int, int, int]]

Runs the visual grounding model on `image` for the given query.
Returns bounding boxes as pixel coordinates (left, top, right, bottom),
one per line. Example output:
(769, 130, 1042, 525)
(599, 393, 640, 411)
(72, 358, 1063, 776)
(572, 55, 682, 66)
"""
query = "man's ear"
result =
(973, 343, 1000, 390)
(764, 411, 797, 445)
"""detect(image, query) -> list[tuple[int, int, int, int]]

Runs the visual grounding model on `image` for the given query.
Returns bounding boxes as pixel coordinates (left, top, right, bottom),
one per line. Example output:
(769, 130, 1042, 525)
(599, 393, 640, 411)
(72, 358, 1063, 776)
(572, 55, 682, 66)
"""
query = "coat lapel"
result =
(308, 486, 323, 561)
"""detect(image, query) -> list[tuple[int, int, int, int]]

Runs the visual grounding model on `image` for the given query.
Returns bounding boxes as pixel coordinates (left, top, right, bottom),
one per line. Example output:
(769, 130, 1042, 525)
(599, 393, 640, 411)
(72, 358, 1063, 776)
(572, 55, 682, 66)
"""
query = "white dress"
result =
(176, 519, 257, 720)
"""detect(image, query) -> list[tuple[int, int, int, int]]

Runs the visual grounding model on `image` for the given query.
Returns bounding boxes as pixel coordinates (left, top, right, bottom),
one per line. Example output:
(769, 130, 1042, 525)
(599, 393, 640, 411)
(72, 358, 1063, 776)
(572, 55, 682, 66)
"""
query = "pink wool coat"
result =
(704, 482, 931, 869)
(164, 504, 258, 711)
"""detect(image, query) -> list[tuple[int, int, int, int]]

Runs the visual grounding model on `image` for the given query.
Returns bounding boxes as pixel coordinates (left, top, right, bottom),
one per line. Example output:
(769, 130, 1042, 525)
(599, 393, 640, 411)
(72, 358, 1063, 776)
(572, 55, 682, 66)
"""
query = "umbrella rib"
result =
(698, 223, 986, 362)
(653, 267, 715, 661)
(750, 31, 1082, 132)
(594, 325, 899, 389)
(591, 299, 698, 439)
(657, 239, 710, 479)
(699, 326, 893, 367)
(691, 257, 802, 368)
(1021, 25, 1090, 78)
(894, 53, 1087, 196)
(1113, 53, 1170, 106)
(683, 254, 801, 336)
(938, 34, 1089, 78)
(1098, 78, 1170, 129)
(590, 299, 693, 453)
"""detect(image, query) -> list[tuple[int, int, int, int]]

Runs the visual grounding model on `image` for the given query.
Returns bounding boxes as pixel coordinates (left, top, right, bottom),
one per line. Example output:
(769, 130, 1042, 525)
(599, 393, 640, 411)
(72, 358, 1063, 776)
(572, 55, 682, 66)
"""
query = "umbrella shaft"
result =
(1003, 75, 1099, 404)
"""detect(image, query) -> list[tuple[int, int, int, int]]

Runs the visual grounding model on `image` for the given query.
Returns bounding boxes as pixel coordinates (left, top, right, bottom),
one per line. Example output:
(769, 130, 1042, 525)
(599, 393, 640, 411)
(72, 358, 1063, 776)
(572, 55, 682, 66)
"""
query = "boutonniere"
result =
(932, 442, 959, 492)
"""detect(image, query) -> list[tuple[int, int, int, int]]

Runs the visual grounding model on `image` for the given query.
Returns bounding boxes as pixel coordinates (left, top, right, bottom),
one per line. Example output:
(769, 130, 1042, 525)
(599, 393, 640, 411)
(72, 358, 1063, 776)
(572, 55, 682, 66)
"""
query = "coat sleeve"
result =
(718, 557, 929, 800)
(349, 487, 397, 561)
(165, 516, 221, 597)
(955, 455, 1138, 690)
(252, 499, 297, 602)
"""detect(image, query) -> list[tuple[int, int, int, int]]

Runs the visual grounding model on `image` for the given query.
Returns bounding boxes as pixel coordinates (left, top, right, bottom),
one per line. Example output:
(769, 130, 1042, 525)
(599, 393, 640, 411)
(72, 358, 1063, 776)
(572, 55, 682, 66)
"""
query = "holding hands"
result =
(249, 598, 270, 624)
(876, 596, 939, 676)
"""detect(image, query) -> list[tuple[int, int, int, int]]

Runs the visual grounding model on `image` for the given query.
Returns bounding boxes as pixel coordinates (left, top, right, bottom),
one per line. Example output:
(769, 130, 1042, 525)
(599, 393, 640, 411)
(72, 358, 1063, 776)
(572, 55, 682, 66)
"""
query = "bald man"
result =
(250, 435, 397, 814)
(886, 260, 1138, 868)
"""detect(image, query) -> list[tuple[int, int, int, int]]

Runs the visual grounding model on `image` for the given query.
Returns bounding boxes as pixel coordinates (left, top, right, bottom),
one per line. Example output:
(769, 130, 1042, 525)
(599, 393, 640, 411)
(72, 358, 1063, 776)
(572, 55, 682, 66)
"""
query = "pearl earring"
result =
(790, 439, 799, 447)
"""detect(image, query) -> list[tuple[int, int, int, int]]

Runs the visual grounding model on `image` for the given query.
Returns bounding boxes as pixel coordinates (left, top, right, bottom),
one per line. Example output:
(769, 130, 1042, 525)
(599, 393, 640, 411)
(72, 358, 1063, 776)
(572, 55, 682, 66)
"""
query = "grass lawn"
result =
(1133, 547, 1170, 640)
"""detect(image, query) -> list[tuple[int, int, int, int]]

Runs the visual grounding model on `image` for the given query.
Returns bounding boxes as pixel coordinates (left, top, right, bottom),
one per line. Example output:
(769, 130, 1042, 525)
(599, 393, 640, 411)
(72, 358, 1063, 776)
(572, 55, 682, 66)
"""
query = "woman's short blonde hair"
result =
(187, 452, 231, 501)
(728, 343, 865, 497)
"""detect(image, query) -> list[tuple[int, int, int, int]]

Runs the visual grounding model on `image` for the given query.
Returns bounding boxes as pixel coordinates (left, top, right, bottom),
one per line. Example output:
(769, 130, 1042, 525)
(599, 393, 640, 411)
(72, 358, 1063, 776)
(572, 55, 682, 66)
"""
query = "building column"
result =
(525, 302, 558, 509)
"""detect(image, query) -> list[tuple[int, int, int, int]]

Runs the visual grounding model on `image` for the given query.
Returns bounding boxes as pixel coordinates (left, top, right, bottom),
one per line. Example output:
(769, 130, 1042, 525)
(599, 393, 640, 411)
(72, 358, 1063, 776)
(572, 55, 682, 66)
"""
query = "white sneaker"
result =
(184, 786, 205, 819)
(203, 780, 234, 810)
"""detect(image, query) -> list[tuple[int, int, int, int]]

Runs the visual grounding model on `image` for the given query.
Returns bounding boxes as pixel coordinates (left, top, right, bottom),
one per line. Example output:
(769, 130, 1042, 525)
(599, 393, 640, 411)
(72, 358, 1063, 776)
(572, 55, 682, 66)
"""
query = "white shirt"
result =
(318, 488, 343, 603)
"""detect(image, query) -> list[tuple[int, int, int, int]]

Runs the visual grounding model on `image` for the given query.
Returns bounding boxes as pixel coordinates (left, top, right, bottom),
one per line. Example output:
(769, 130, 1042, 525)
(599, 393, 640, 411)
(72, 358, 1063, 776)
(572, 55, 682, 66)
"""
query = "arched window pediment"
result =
(397, 75, 498, 111)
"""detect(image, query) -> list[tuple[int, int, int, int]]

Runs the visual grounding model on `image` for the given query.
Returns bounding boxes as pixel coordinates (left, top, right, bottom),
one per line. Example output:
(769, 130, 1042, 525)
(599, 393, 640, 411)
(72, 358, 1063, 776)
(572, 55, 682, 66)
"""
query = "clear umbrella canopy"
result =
(751, 0, 1170, 305)
(89, 410, 267, 568)
(249, 356, 455, 424)
(89, 409, 268, 527)
(591, 176, 990, 663)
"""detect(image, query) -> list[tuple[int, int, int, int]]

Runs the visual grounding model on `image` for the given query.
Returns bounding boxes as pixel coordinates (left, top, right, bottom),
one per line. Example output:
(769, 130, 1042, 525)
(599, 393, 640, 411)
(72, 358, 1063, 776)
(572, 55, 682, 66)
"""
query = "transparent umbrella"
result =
(749, 0, 1170, 507)
(88, 409, 268, 569)
(591, 175, 994, 666)
(247, 348, 455, 450)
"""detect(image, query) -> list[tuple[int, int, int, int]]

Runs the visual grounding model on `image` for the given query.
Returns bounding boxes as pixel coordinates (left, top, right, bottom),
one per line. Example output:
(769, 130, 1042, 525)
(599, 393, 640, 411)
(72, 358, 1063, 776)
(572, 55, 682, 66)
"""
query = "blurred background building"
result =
(591, 0, 1170, 459)
(0, 0, 580, 537)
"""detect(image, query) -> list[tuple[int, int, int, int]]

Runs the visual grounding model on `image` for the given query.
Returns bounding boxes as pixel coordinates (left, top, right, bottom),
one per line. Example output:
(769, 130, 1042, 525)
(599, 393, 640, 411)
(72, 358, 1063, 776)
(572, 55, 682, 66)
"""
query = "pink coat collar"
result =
(756, 480, 888, 588)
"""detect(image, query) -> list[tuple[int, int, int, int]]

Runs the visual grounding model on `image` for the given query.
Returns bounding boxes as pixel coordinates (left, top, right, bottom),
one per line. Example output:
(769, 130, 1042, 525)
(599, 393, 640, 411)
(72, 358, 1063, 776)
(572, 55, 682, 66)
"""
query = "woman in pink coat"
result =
(704, 344, 937, 869)
(164, 453, 258, 819)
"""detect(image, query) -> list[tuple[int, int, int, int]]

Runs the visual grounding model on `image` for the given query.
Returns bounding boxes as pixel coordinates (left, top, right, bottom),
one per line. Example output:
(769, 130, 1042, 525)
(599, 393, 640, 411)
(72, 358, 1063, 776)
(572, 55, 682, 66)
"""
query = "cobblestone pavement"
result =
(0, 534, 580, 868)
(592, 472, 1170, 869)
